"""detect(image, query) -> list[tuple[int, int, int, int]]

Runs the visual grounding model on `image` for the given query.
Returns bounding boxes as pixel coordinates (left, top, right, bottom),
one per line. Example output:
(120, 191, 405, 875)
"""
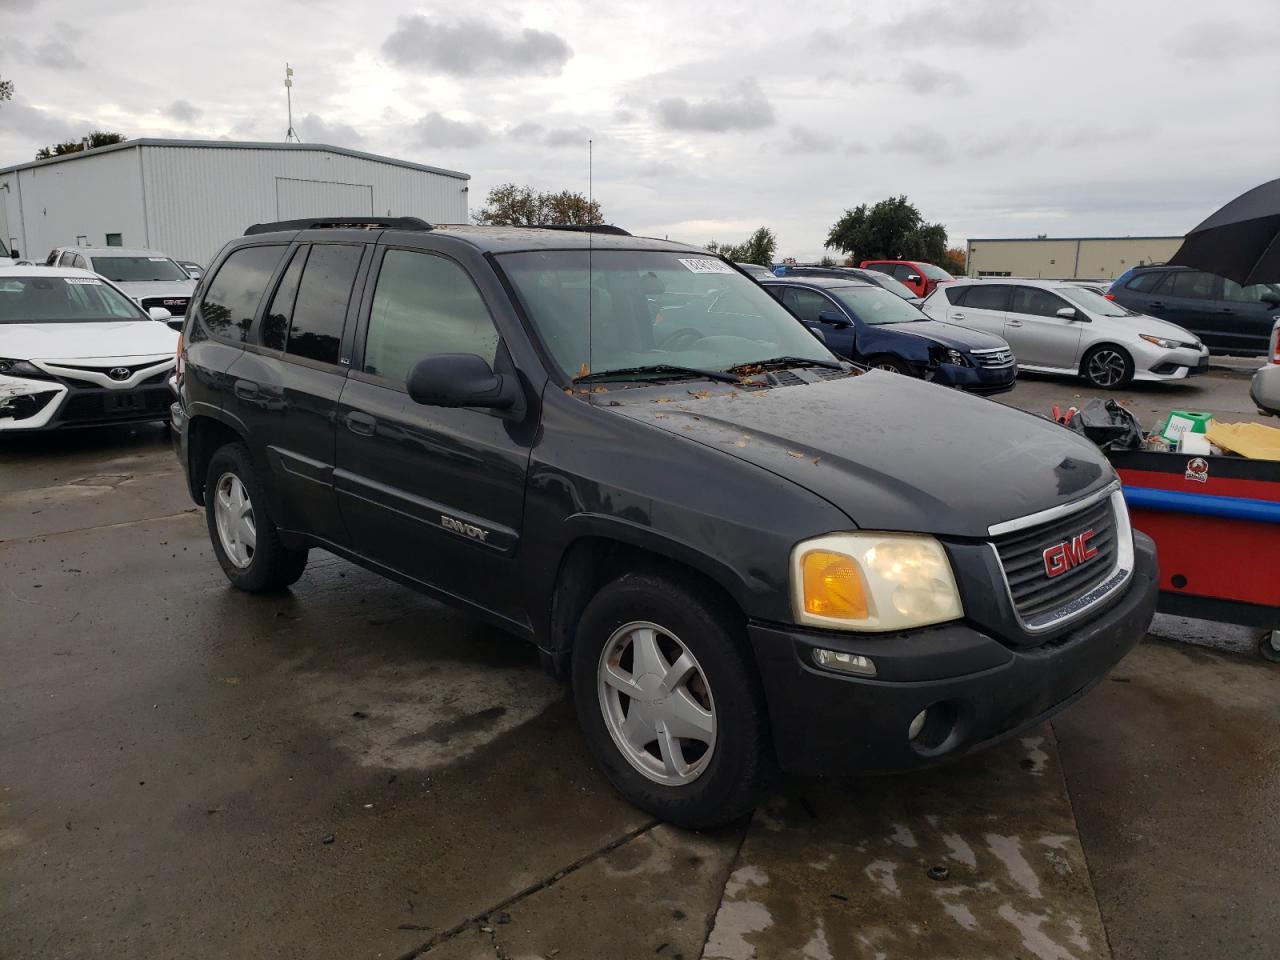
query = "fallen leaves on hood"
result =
(786, 450, 804, 458)
(577, 362, 590, 379)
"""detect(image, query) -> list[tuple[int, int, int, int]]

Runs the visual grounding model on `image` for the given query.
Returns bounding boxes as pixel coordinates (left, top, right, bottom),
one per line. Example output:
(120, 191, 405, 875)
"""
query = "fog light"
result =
(812, 648, 876, 677)
(908, 708, 928, 741)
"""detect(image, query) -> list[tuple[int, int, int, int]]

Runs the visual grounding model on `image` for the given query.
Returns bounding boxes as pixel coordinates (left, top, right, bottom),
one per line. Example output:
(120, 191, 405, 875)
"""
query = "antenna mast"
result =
(284, 63, 300, 142)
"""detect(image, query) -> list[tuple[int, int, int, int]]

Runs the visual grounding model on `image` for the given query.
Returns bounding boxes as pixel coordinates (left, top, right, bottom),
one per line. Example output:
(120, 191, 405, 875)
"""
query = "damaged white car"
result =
(0, 266, 179, 432)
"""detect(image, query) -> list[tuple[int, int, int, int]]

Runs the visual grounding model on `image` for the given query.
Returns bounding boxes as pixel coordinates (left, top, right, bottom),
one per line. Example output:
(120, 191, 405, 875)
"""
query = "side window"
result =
(1009, 286, 1071, 318)
(863, 263, 890, 276)
(786, 288, 836, 323)
(199, 245, 287, 343)
(892, 264, 916, 281)
(284, 244, 362, 365)
(961, 284, 1009, 311)
(362, 250, 499, 385)
(1222, 279, 1277, 304)
(58, 251, 76, 268)
(1126, 272, 1163, 293)
(72, 254, 88, 270)
(945, 285, 969, 305)
(261, 247, 308, 351)
(763, 286, 786, 303)
(1168, 270, 1218, 300)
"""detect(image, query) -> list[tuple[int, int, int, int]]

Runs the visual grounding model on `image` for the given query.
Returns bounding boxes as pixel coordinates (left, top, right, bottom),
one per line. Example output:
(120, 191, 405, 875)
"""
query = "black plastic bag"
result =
(1065, 399, 1144, 450)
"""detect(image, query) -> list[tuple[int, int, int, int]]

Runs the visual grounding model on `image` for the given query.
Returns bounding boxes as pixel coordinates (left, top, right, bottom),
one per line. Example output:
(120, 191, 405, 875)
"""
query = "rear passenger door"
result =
(1146, 270, 1220, 342)
(1003, 285, 1083, 369)
(334, 246, 533, 624)
(225, 241, 367, 544)
(945, 284, 1010, 339)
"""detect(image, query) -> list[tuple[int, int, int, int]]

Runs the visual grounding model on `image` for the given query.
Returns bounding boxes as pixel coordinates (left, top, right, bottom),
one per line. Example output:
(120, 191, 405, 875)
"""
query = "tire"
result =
(1081, 344, 1134, 389)
(1259, 630, 1280, 664)
(571, 572, 772, 829)
(869, 355, 913, 377)
(204, 442, 308, 592)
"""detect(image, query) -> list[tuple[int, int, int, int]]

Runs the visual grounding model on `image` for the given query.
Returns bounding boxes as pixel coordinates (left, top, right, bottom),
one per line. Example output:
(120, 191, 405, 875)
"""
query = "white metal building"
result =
(0, 138, 470, 266)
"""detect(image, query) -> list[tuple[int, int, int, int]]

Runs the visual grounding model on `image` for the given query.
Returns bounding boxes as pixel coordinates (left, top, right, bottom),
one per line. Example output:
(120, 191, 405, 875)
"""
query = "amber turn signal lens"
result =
(801, 550, 869, 619)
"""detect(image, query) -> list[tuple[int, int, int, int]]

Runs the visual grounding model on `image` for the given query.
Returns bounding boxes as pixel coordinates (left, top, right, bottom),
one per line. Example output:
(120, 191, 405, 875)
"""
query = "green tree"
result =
(35, 130, 127, 160)
(0, 76, 13, 104)
(707, 226, 778, 266)
(473, 183, 603, 226)
(825, 195, 949, 265)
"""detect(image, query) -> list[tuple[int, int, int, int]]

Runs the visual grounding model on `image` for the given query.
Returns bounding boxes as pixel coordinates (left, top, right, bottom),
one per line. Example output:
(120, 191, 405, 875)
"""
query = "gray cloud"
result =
(165, 99, 202, 123)
(1169, 20, 1276, 59)
(2, 36, 84, 70)
(899, 62, 969, 95)
(884, 126, 950, 165)
(544, 126, 590, 148)
(297, 113, 364, 147)
(0, 0, 39, 10)
(884, 1, 1039, 49)
(0, 100, 82, 144)
(656, 78, 775, 133)
(508, 122, 545, 141)
(409, 111, 490, 149)
(381, 15, 571, 77)
(783, 125, 840, 154)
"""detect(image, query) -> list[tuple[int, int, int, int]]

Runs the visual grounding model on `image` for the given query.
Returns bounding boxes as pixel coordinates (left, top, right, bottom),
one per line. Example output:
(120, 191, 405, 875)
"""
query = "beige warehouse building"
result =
(965, 235, 1182, 281)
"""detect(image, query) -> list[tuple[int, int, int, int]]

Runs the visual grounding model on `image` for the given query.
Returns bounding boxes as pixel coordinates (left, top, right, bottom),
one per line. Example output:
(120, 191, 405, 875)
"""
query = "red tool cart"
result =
(1106, 448, 1280, 663)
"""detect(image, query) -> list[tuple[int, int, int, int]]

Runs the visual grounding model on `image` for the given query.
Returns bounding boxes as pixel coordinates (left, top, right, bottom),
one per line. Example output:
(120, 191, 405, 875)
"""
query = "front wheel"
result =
(205, 442, 308, 591)
(1082, 345, 1134, 389)
(571, 572, 771, 829)
(1260, 630, 1280, 664)
(868, 355, 914, 377)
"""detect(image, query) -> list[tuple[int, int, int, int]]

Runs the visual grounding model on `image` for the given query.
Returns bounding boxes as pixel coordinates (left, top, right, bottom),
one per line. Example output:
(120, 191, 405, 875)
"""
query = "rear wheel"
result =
(571, 572, 771, 829)
(205, 442, 308, 591)
(1081, 345, 1134, 389)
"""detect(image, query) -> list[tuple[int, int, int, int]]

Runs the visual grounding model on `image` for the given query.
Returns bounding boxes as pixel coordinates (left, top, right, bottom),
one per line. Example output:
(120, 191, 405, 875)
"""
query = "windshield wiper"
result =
(574, 363, 740, 384)
(729, 356, 845, 372)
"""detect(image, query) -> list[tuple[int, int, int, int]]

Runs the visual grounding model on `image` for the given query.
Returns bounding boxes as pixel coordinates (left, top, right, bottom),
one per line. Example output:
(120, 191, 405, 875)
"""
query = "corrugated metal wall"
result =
(141, 145, 469, 265)
(1, 149, 148, 261)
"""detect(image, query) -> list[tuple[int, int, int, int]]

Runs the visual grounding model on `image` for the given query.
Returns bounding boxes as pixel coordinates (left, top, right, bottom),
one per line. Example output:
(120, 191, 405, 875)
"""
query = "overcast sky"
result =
(1, 0, 1277, 260)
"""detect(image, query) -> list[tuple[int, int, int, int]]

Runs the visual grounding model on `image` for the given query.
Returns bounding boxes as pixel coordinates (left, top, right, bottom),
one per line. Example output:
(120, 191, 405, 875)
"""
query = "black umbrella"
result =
(1168, 177, 1280, 286)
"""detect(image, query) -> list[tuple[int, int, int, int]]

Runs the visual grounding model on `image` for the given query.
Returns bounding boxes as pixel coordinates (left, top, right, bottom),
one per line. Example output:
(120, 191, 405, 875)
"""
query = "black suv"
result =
(172, 217, 1158, 828)
(1110, 265, 1280, 355)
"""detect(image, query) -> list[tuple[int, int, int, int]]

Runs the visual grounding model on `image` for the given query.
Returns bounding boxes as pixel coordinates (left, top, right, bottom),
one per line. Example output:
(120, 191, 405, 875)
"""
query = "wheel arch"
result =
(185, 408, 248, 505)
(1078, 341, 1134, 377)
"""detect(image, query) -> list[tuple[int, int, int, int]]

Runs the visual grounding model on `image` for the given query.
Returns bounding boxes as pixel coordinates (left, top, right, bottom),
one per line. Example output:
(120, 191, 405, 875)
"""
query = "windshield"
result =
(0, 275, 148, 323)
(865, 272, 918, 300)
(919, 263, 954, 281)
(91, 256, 189, 283)
(498, 250, 834, 378)
(1056, 287, 1135, 317)
(832, 285, 928, 324)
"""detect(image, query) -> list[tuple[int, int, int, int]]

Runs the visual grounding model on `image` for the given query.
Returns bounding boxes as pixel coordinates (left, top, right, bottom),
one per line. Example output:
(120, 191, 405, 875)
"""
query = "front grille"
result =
(141, 296, 190, 315)
(972, 347, 1015, 368)
(994, 496, 1117, 621)
(58, 386, 172, 423)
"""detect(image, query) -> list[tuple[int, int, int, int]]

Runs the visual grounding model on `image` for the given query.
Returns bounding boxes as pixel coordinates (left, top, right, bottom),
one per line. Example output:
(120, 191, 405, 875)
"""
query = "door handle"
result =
(1007, 320, 1024, 327)
(233, 379, 259, 400)
(951, 313, 966, 320)
(344, 411, 376, 436)
(1148, 301, 1165, 309)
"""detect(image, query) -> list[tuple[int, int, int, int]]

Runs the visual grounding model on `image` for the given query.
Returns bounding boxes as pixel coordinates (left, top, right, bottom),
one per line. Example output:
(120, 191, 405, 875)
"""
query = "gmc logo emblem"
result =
(1043, 530, 1098, 578)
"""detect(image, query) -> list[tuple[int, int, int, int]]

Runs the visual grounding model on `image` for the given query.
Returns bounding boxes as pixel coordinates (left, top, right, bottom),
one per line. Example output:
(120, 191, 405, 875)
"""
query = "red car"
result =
(860, 260, 955, 299)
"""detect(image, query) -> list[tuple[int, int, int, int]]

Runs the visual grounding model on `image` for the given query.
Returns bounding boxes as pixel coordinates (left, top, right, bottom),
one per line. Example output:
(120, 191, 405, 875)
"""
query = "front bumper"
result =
(1136, 346, 1210, 381)
(749, 531, 1157, 776)
(929, 361, 1018, 395)
(0, 373, 174, 431)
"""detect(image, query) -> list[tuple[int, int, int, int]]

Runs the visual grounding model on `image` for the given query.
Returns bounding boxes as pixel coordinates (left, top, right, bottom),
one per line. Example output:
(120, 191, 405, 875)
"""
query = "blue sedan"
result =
(761, 277, 1018, 395)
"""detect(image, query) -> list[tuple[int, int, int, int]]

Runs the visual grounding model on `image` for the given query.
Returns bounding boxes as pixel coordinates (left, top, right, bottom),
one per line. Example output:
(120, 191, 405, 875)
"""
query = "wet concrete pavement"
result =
(2, 372, 1277, 959)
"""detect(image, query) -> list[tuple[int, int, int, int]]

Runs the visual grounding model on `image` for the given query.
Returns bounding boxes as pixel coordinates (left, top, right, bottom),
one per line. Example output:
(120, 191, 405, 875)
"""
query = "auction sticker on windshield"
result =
(678, 258, 735, 274)
(65, 278, 102, 284)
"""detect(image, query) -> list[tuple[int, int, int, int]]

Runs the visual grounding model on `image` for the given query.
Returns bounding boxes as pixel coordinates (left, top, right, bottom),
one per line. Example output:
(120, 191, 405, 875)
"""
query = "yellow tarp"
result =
(1205, 421, 1280, 461)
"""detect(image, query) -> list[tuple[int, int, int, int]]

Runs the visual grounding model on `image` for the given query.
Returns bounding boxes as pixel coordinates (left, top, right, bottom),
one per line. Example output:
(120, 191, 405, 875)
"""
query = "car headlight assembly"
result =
(791, 533, 964, 632)
(930, 347, 970, 367)
(1139, 334, 1179, 350)
(0, 358, 48, 379)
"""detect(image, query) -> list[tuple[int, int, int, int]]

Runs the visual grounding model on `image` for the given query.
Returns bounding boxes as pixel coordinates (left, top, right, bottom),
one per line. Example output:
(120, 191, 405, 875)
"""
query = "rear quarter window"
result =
(1125, 272, 1163, 293)
(199, 245, 288, 343)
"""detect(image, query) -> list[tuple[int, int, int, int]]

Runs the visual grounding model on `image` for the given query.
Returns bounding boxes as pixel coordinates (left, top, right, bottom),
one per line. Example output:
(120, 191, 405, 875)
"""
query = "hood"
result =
(610, 372, 1113, 537)
(114, 279, 198, 301)
(1117, 313, 1201, 344)
(2, 321, 178, 362)
(876, 319, 1009, 352)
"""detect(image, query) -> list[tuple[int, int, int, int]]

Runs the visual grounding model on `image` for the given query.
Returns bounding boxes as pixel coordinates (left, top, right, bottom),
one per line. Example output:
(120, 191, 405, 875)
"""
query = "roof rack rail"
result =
(525, 223, 631, 237)
(243, 216, 434, 236)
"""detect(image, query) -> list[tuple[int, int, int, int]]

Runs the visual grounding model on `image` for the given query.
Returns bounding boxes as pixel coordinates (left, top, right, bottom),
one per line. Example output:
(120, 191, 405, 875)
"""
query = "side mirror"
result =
(9, 248, 18, 259)
(1056, 306, 1080, 320)
(1262, 292, 1280, 308)
(166, 317, 185, 332)
(407, 353, 518, 410)
(907, 274, 921, 283)
(148, 306, 173, 322)
(818, 310, 850, 327)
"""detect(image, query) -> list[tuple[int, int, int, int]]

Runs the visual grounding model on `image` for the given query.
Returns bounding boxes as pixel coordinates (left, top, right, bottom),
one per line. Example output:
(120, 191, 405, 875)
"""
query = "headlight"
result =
(1139, 334, 1179, 350)
(791, 533, 964, 632)
(0, 358, 47, 378)
(930, 347, 970, 367)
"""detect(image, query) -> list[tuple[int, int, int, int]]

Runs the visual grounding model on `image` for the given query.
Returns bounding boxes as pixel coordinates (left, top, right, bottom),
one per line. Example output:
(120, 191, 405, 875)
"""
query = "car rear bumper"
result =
(748, 531, 1157, 776)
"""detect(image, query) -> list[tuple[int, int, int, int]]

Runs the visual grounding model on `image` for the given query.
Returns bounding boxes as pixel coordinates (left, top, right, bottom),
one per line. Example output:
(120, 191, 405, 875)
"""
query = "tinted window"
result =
(1125, 272, 1163, 293)
(959, 284, 1009, 311)
(1222, 279, 1280, 304)
(261, 247, 307, 351)
(944, 286, 968, 305)
(1010, 286, 1072, 318)
(1168, 270, 1217, 300)
(862, 263, 891, 275)
(891, 264, 915, 281)
(200, 245, 287, 342)
(285, 244, 361, 365)
(363, 250, 499, 384)
(786, 288, 839, 323)
(92, 256, 189, 282)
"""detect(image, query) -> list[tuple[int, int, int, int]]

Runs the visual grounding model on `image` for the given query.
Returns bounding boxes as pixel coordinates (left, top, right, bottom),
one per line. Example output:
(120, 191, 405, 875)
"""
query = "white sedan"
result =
(922, 278, 1210, 389)
(0, 265, 179, 431)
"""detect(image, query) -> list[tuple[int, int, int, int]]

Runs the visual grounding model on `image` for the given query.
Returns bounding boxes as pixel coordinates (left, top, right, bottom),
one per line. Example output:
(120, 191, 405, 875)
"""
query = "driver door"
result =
(1004, 285, 1084, 369)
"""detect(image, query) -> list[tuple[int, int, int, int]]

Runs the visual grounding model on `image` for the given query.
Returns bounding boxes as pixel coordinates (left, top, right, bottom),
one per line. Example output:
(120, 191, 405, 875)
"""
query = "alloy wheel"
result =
(213, 472, 256, 569)
(597, 621, 716, 785)
(1086, 349, 1128, 387)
